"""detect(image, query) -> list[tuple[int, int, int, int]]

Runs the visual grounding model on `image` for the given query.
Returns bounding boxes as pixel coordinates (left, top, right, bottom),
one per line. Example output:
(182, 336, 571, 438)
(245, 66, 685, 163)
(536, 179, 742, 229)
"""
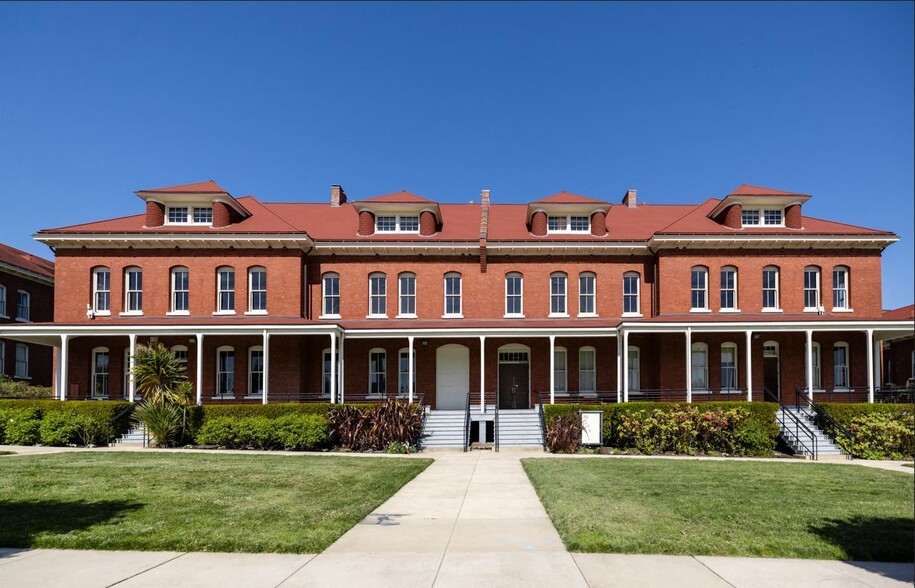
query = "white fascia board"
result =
(32, 233, 314, 250)
(621, 320, 915, 333)
(649, 234, 898, 250)
(0, 261, 54, 286)
(311, 241, 477, 255)
(343, 327, 619, 339)
(0, 323, 343, 339)
(485, 242, 650, 255)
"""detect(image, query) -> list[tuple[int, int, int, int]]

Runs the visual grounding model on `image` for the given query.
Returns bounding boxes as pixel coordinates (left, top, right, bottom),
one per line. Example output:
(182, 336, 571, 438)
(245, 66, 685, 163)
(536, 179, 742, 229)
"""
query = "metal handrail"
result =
(537, 391, 548, 451)
(765, 388, 817, 460)
(794, 387, 855, 460)
(106, 402, 136, 446)
(463, 391, 471, 452)
(494, 391, 500, 453)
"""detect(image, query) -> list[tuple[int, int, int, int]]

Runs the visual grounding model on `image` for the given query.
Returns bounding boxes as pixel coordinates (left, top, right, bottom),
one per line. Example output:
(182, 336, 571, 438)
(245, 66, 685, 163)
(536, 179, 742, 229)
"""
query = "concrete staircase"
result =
(114, 424, 147, 447)
(419, 410, 467, 449)
(777, 406, 846, 460)
(496, 409, 544, 449)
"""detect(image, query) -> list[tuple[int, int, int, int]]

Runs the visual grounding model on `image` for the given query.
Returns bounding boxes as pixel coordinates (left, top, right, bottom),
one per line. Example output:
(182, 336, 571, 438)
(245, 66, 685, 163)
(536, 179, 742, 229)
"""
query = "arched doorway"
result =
(436, 344, 470, 410)
(498, 343, 531, 409)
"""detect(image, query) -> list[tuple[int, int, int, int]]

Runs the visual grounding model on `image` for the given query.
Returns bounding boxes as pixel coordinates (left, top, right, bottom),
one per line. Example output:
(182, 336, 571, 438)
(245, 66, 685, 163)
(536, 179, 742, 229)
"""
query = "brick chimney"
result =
(785, 204, 802, 229)
(622, 189, 637, 208)
(331, 184, 347, 207)
(145, 200, 165, 228)
(479, 189, 490, 272)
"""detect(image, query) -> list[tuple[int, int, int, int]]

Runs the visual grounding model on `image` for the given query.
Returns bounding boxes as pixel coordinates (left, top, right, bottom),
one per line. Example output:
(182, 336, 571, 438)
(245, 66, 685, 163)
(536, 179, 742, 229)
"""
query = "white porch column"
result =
(616, 333, 622, 404)
(128, 333, 137, 402)
(59, 334, 69, 401)
(339, 334, 345, 403)
(805, 329, 814, 400)
(330, 332, 337, 404)
(408, 335, 415, 404)
(866, 329, 875, 403)
(549, 335, 556, 405)
(262, 330, 270, 405)
(622, 330, 629, 403)
(745, 330, 753, 402)
(195, 333, 204, 406)
(479, 335, 485, 412)
(685, 328, 692, 403)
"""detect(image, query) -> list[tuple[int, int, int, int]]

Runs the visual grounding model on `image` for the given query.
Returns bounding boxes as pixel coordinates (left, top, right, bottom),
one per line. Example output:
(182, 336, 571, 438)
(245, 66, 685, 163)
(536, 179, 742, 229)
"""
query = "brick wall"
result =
(0, 267, 54, 386)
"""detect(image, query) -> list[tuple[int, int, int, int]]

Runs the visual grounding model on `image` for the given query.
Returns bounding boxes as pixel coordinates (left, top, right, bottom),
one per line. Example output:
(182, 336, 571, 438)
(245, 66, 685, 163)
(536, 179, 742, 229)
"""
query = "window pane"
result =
(193, 207, 213, 223)
(547, 216, 566, 231)
(168, 207, 188, 223)
(741, 210, 759, 225)
(764, 210, 782, 225)
(570, 216, 589, 231)
(376, 216, 396, 231)
(399, 216, 419, 231)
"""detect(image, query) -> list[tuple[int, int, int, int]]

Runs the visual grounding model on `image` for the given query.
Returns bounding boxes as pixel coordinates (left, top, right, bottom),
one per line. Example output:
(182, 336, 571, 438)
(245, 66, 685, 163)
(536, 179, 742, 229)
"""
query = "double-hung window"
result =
(216, 347, 234, 396)
(376, 216, 419, 233)
(166, 206, 212, 225)
(691, 267, 708, 311)
(505, 273, 523, 316)
(217, 267, 235, 313)
(550, 273, 568, 316)
(398, 273, 416, 316)
(623, 272, 640, 315)
(14, 344, 28, 379)
(547, 216, 590, 233)
(762, 266, 780, 310)
(720, 267, 737, 311)
(0, 284, 5, 317)
(806, 342, 821, 389)
(398, 349, 416, 396)
(170, 267, 189, 313)
(91, 347, 109, 397)
(443, 273, 462, 317)
(16, 291, 30, 321)
(124, 267, 143, 314)
(721, 343, 738, 390)
(248, 267, 267, 313)
(834, 343, 849, 389)
(691, 343, 708, 390)
(0, 340, 4, 373)
(578, 272, 596, 316)
(553, 347, 567, 393)
(322, 273, 340, 317)
(93, 268, 110, 314)
(369, 273, 387, 317)
(804, 267, 821, 310)
(627, 347, 640, 392)
(832, 266, 849, 310)
(579, 347, 596, 393)
(248, 347, 264, 397)
(369, 349, 386, 395)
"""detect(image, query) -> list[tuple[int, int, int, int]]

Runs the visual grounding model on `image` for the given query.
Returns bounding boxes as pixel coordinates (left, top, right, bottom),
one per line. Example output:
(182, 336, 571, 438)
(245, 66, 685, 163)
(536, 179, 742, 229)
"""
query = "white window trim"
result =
(397, 273, 417, 319)
(720, 342, 739, 393)
(832, 266, 851, 312)
(691, 342, 709, 392)
(622, 271, 642, 317)
(247, 267, 268, 315)
(0, 283, 7, 319)
(690, 267, 709, 312)
(14, 343, 29, 380)
(398, 348, 417, 398)
(504, 273, 524, 318)
(834, 341, 850, 390)
(547, 214, 591, 234)
(761, 267, 782, 312)
(171, 345, 189, 364)
(15, 290, 31, 323)
(579, 346, 597, 393)
(367, 273, 388, 319)
(0, 340, 4, 373)
(578, 272, 598, 318)
(247, 346, 264, 398)
(553, 346, 568, 393)
(215, 267, 236, 315)
(215, 345, 235, 398)
(91, 346, 110, 398)
(320, 273, 342, 319)
(321, 348, 333, 397)
(442, 272, 462, 318)
(627, 346, 641, 392)
(121, 267, 143, 316)
(719, 267, 739, 313)
(168, 267, 190, 316)
(549, 273, 569, 317)
(164, 204, 214, 226)
(807, 341, 822, 391)
(375, 215, 420, 234)
(91, 268, 111, 316)
(368, 348, 386, 397)
(803, 267, 821, 312)
(741, 207, 785, 228)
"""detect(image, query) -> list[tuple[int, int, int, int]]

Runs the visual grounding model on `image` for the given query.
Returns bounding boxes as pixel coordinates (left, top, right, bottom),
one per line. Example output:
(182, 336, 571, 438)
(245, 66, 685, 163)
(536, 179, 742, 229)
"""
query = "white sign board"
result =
(580, 411, 603, 446)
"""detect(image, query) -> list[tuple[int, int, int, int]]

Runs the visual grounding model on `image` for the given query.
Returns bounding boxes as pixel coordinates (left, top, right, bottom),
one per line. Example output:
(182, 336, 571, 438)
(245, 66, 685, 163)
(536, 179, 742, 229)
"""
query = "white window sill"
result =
(578, 313, 599, 318)
(245, 394, 263, 400)
(213, 311, 236, 316)
(718, 390, 743, 395)
(244, 310, 268, 316)
(396, 314, 417, 319)
(690, 308, 711, 313)
(803, 307, 822, 313)
(621, 312, 643, 318)
(761, 308, 783, 313)
(832, 308, 854, 313)
(166, 311, 190, 316)
(319, 314, 342, 320)
(0, 314, 7, 320)
(441, 314, 464, 319)
(691, 389, 711, 394)
(549, 313, 570, 318)
(119, 311, 144, 317)
(90, 395, 109, 400)
(366, 314, 388, 319)
(503, 314, 526, 319)
(14, 375, 31, 381)
(93, 310, 111, 317)
(719, 308, 741, 313)
(212, 395, 235, 400)
(15, 317, 31, 323)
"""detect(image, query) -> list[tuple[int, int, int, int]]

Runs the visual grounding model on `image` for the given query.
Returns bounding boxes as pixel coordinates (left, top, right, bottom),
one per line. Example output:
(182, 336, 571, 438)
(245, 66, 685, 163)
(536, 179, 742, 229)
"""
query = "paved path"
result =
(1, 450, 913, 587)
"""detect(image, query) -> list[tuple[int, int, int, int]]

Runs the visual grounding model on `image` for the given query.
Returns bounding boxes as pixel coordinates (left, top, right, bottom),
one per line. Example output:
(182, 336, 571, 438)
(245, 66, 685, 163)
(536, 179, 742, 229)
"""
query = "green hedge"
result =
(186, 402, 377, 440)
(543, 402, 778, 456)
(0, 400, 134, 446)
(196, 414, 328, 450)
(819, 403, 914, 459)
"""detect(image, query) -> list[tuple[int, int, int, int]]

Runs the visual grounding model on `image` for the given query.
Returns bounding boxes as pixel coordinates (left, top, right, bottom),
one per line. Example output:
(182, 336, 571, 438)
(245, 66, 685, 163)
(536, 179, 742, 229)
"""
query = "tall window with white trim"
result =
(92, 347, 110, 397)
(216, 347, 234, 396)
(579, 272, 596, 315)
(834, 342, 849, 389)
(550, 272, 567, 315)
(623, 272, 640, 315)
(248, 347, 264, 397)
(398, 349, 416, 396)
(444, 272, 462, 316)
(804, 267, 821, 310)
(93, 268, 110, 313)
(322, 273, 340, 317)
(691, 343, 708, 390)
(806, 341, 821, 389)
(553, 347, 567, 393)
(579, 347, 596, 392)
(627, 347, 640, 392)
(762, 266, 779, 310)
(16, 291, 30, 321)
(217, 267, 235, 313)
(691, 267, 708, 310)
(0, 340, 4, 373)
(248, 267, 267, 312)
(369, 349, 386, 395)
(322, 350, 333, 396)
(124, 267, 143, 313)
(720, 267, 737, 310)
(14, 344, 28, 379)
(369, 273, 387, 317)
(720, 343, 738, 390)
(505, 272, 523, 316)
(398, 273, 416, 316)
(832, 266, 849, 310)
(171, 267, 189, 313)
(0, 284, 5, 317)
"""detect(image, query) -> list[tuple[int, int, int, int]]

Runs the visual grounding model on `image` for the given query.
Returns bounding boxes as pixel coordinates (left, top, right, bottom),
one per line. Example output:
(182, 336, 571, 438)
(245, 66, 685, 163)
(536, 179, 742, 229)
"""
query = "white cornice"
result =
(32, 233, 314, 251)
(649, 234, 898, 251)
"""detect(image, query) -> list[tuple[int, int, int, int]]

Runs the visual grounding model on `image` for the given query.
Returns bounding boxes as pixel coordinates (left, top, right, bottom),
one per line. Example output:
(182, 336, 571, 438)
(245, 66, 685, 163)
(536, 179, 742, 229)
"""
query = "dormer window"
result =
(741, 208, 783, 227)
(166, 205, 213, 225)
(376, 215, 419, 233)
(548, 215, 590, 233)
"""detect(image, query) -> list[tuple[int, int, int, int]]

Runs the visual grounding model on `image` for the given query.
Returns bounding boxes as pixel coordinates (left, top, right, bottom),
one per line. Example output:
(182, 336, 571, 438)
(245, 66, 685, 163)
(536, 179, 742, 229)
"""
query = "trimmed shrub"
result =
(2, 408, 42, 445)
(0, 400, 133, 441)
(0, 376, 53, 399)
(195, 414, 328, 451)
(39, 412, 83, 446)
(820, 403, 914, 459)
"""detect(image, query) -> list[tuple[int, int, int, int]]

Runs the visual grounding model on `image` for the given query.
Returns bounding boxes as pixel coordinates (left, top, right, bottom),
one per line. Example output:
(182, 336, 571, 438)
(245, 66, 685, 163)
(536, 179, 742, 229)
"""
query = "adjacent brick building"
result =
(1, 180, 911, 409)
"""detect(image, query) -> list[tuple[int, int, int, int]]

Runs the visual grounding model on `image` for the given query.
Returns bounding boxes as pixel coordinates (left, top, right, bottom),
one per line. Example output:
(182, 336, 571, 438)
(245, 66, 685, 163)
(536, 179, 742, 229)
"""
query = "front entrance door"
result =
(763, 342, 780, 400)
(436, 344, 469, 410)
(498, 363, 530, 409)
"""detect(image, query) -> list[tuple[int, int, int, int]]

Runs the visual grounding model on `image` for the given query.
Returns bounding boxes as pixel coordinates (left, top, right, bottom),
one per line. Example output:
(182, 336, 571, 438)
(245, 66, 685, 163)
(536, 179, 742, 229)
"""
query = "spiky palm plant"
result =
(130, 343, 187, 405)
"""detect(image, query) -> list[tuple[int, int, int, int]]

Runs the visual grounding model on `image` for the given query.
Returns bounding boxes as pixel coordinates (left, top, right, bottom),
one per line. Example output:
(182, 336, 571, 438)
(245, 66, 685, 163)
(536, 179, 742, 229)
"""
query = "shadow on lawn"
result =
(809, 516, 915, 563)
(0, 499, 142, 551)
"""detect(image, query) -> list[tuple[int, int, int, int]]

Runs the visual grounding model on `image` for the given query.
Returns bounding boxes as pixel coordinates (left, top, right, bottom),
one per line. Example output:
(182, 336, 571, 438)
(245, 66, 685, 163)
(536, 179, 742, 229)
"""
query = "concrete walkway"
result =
(1, 450, 913, 587)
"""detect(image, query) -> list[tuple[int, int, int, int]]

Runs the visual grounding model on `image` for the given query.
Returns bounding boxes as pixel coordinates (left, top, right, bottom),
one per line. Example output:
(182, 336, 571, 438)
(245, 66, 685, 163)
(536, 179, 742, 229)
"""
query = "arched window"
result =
(505, 272, 523, 317)
(170, 266, 189, 314)
(216, 266, 235, 313)
(321, 272, 340, 318)
(720, 343, 738, 390)
(398, 272, 416, 317)
(579, 346, 596, 393)
(762, 266, 780, 310)
(248, 346, 264, 397)
(554, 346, 567, 392)
(368, 273, 387, 317)
(170, 345, 188, 365)
(444, 272, 462, 317)
(398, 348, 417, 396)
(247, 266, 267, 313)
(720, 266, 737, 311)
(627, 346, 640, 392)
(578, 272, 596, 316)
(91, 347, 110, 398)
(691, 342, 708, 390)
(550, 272, 568, 316)
(690, 266, 708, 311)
(92, 267, 111, 314)
(623, 271, 640, 315)
(124, 267, 143, 314)
(216, 346, 235, 397)
(832, 266, 850, 310)
(369, 348, 386, 395)
(803, 266, 821, 310)
(834, 342, 850, 389)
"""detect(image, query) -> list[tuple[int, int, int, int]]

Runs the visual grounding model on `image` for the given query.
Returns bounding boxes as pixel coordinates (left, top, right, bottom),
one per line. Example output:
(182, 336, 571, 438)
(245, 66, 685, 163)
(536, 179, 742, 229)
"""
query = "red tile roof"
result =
(728, 184, 810, 197)
(360, 190, 434, 204)
(532, 192, 609, 205)
(0, 242, 54, 279)
(138, 180, 227, 194)
(883, 305, 915, 321)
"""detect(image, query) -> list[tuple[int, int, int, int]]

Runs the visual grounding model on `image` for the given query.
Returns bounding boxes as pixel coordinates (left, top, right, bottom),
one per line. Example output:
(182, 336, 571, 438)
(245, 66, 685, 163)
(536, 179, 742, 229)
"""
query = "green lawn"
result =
(0, 452, 431, 553)
(522, 458, 914, 562)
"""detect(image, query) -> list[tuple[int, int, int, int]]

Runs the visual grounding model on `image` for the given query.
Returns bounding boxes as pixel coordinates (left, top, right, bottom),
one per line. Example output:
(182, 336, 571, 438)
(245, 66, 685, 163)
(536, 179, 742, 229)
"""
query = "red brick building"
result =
(881, 305, 914, 389)
(0, 243, 54, 387)
(2, 181, 912, 409)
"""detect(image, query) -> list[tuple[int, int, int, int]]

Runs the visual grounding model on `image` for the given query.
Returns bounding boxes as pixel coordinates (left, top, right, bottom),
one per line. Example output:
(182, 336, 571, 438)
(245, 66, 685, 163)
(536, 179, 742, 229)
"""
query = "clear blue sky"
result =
(1, 2, 912, 308)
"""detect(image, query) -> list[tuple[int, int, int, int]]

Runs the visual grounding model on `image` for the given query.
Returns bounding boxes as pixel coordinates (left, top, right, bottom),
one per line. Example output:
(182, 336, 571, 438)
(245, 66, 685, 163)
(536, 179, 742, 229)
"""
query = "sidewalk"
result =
(2, 451, 913, 587)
